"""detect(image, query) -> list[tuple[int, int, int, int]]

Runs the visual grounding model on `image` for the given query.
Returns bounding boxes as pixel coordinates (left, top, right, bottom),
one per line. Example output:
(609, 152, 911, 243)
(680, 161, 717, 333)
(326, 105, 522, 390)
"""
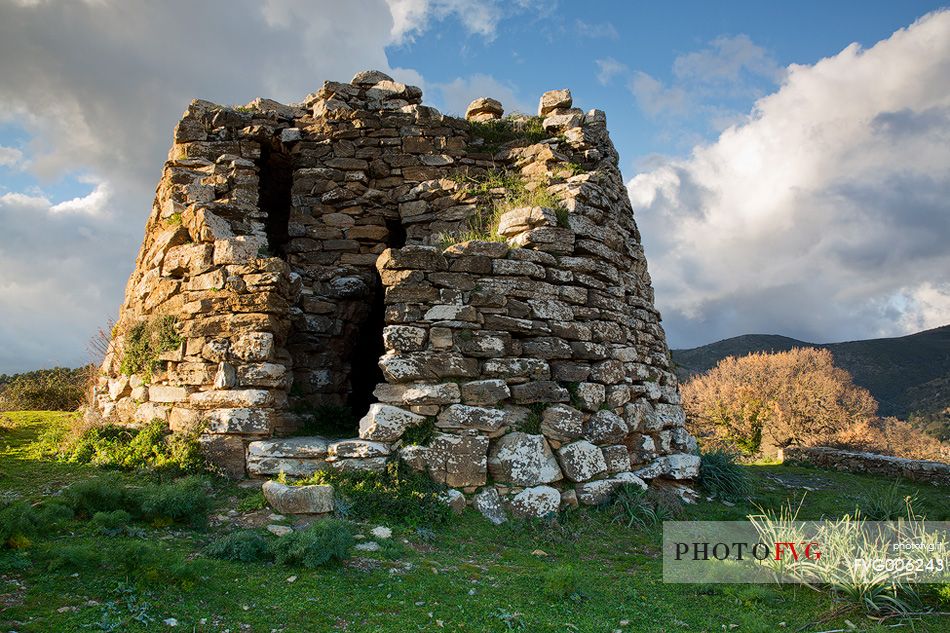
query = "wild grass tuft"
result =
(698, 449, 753, 500)
(203, 529, 275, 563)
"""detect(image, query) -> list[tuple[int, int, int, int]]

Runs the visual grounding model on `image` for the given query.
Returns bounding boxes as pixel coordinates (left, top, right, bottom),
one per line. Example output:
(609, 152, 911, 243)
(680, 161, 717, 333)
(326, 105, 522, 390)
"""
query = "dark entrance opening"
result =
(258, 139, 293, 258)
(344, 275, 387, 418)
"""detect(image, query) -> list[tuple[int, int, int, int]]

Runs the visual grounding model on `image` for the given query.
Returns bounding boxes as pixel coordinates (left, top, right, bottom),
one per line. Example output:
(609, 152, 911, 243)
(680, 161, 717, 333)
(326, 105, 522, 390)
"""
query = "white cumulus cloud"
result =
(629, 10, 950, 348)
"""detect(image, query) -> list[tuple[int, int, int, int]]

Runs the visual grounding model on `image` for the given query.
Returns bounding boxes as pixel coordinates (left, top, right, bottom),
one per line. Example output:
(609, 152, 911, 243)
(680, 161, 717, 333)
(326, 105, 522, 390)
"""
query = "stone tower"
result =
(94, 70, 698, 517)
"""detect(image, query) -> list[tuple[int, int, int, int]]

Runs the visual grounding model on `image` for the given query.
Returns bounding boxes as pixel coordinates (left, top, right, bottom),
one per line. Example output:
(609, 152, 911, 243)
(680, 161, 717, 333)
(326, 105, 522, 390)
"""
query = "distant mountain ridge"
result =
(672, 325, 950, 419)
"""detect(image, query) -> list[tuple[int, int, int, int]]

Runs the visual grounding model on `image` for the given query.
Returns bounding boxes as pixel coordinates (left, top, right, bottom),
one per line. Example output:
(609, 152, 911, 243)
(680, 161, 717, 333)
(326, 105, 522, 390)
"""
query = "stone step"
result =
(247, 436, 330, 477)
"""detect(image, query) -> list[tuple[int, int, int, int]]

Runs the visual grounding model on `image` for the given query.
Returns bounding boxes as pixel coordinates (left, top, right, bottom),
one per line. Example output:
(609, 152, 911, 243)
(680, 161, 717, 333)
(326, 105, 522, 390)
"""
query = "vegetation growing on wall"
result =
(118, 316, 181, 382)
(440, 169, 569, 247)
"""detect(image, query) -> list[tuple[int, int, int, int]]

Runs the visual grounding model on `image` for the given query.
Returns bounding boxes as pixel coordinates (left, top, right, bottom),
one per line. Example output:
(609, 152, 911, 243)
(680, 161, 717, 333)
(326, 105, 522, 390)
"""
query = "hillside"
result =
(672, 325, 950, 419)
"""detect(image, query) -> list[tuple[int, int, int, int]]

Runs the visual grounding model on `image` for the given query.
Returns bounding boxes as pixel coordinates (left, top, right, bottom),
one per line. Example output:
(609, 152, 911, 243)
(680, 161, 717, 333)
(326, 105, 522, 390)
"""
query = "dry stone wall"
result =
(94, 69, 698, 518)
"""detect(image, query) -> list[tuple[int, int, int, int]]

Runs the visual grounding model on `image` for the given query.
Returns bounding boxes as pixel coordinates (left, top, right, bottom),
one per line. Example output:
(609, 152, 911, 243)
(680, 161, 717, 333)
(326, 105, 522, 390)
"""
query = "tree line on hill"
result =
(0, 367, 90, 412)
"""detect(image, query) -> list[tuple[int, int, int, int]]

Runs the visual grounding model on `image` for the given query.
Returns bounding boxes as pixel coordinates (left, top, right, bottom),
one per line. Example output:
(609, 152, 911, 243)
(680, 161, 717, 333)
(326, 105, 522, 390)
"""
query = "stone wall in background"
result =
(93, 70, 698, 518)
(782, 446, 950, 487)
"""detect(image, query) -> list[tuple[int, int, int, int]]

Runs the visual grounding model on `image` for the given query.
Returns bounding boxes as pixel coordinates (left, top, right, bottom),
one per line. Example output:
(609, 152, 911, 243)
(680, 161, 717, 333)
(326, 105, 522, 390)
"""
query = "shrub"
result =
(44, 542, 103, 572)
(305, 460, 450, 527)
(140, 477, 212, 528)
(273, 519, 354, 568)
(91, 510, 133, 533)
(440, 169, 567, 247)
(542, 565, 586, 602)
(203, 530, 275, 563)
(519, 404, 545, 434)
(467, 116, 548, 152)
(0, 366, 89, 411)
(63, 475, 141, 519)
(698, 449, 752, 500)
(237, 490, 267, 512)
(683, 348, 880, 457)
(55, 419, 206, 474)
(0, 500, 74, 548)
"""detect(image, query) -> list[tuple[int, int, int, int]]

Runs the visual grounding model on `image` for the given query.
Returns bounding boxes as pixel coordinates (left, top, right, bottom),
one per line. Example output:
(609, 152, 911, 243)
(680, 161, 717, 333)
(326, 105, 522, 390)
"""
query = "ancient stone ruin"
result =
(93, 69, 699, 520)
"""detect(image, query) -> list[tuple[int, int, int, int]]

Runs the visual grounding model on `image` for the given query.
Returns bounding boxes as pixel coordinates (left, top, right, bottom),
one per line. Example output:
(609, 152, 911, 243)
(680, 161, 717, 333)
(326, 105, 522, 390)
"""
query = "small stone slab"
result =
(262, 480, 334, 515)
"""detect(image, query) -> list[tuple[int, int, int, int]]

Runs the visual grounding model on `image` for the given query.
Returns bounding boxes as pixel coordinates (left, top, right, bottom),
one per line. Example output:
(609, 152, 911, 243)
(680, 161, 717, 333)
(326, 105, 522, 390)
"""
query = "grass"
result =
(440, 169, 568, 248)
(1, 411, 949, 631)
(467, 115, 548, 154)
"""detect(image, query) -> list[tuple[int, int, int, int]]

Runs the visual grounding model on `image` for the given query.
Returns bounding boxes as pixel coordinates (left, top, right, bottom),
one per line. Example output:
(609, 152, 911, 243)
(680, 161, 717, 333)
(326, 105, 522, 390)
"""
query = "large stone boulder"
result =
(465, 97, 503, 122)
(556, 440, 607, 482)
(358, 403, 426, 442)
(487, 432, 562, 486)
(583, 410, 627, 445)
(540, 404, 584, 442)
(427, 432, 489, 487)
(538, 89, 572, 116)
(473, 487, 507, 525)
(262, 480, 334, 515)
(509, 486, 560, 519)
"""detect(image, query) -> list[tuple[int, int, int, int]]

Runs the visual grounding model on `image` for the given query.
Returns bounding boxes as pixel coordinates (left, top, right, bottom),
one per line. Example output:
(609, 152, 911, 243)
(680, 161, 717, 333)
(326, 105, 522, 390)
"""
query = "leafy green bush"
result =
(305, 460, 450, 527)
(140, 477, 212, 528)
(0, 500, 74, 548)
(273, 519, 354, 568)
(55, 419, 206, 474)
(203, 529, 275, 563)
(542, 565, 586, 602)
(698, 449, 752, 500)
(237, 490, 267, 512)
(0, 366, 89, 411)
(119, 315, 181, 381)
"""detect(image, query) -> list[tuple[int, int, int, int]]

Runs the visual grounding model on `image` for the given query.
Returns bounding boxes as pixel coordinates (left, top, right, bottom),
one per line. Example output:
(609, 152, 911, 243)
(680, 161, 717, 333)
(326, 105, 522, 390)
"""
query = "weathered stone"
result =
(247, 437, 329, 477)
(556, 440, 607, 482)
(473, 487, 507, 525)
(509, 486, 560, 519)
(658, 453, 701, 480)
(441, 488, 467, 514)
(465, 97, 503, 122)
(358, 403, 427, 442)
(328, 439, 391, 459)
(538, 89, 572, 116)
(583, 410, 628, 445)
(262, 480, 334, 514)
(488, 432, 562, 486)
(602, 444, 630, 474)
(497, 206, 557, 237)
(427, 433, 489, 488)
(575, 479, 619, 505)
(540, 404, 584, 442)
(509, 380, 569, 404)
(460, 379, 511, 406)
(573, 382, 606, 412)
(437, 404, 512, 432)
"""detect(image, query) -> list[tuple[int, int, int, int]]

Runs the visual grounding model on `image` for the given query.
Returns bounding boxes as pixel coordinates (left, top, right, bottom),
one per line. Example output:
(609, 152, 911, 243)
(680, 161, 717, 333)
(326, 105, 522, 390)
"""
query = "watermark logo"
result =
(663, 521, 949, 584)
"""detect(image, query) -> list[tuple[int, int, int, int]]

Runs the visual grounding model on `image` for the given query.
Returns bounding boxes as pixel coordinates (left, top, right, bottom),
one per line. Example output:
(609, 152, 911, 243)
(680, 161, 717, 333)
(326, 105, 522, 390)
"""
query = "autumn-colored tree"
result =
(682, 348, 878, 455)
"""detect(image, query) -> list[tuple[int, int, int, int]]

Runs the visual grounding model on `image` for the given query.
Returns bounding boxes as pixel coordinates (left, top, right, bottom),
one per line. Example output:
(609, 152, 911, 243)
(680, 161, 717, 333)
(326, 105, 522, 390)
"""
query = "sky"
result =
(0, 0, 948, 373)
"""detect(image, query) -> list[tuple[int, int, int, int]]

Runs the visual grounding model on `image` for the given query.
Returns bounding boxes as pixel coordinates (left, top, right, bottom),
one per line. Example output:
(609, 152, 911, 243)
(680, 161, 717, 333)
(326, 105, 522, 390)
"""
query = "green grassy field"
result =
(1, 411, 948, 632)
